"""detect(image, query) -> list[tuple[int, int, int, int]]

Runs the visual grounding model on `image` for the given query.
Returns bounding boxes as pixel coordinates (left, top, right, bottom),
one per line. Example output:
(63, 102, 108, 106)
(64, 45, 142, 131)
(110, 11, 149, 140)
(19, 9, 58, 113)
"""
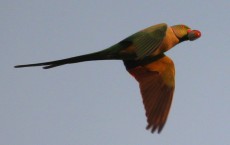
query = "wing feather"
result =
(125, 55, 175, 133)
(120, 23, 167, 59)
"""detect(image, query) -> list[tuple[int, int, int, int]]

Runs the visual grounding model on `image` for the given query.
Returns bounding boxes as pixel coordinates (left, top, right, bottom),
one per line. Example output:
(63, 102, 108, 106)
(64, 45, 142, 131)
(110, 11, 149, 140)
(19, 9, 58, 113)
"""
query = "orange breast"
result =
(152, 27, 179, 56)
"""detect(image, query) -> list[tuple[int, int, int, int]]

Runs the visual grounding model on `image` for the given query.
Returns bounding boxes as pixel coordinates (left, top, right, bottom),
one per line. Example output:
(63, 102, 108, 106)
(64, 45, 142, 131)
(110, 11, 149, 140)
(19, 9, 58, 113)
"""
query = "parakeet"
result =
(15, 23, 201, 133)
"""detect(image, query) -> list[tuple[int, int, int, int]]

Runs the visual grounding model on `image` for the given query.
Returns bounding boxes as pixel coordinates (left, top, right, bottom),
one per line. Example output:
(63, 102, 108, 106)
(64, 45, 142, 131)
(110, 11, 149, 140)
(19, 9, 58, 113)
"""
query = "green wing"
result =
(122, 23, 167, 59)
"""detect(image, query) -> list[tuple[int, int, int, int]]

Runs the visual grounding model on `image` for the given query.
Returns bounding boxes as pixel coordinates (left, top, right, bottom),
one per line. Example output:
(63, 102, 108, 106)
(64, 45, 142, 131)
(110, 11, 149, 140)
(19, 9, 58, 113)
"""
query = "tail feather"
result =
(15, 51, 110, 69)
(14, 42, 134, 69)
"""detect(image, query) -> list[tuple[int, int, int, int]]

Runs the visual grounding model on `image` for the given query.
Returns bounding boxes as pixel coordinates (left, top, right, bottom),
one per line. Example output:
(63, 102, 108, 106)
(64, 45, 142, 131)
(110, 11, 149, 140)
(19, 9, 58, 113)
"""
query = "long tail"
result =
(14, 51, 115, 69)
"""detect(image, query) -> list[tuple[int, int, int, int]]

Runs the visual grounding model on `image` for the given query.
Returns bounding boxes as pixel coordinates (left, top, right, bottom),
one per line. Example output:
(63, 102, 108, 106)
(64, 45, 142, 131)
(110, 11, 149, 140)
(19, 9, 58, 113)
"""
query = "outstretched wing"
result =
(124, 55, 175, 133)
(121, 23, 167, 59)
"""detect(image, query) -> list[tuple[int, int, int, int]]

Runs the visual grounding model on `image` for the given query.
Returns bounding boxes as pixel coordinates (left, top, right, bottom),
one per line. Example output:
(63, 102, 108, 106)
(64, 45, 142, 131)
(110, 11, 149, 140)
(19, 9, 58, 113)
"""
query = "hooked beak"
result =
(187, 29, 201, 41)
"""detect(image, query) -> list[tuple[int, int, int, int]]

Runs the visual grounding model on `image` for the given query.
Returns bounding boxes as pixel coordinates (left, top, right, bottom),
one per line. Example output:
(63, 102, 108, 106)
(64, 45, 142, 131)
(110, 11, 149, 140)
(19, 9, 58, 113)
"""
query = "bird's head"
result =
(171, 24, 201, 42)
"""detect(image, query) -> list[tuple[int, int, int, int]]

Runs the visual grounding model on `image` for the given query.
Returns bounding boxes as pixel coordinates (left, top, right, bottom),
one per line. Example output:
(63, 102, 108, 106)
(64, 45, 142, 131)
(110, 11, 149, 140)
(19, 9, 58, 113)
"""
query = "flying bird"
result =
(15, 23, 201, 133)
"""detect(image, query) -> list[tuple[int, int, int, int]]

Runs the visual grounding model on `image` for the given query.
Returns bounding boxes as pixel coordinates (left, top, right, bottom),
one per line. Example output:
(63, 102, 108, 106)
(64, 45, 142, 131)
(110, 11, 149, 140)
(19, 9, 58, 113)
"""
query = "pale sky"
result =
(1, 0, 230, 145)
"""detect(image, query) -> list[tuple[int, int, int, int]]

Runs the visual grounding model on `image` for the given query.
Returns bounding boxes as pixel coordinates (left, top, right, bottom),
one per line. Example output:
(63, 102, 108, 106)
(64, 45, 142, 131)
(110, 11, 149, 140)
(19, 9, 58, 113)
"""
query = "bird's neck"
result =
(154, 28, 180, 54)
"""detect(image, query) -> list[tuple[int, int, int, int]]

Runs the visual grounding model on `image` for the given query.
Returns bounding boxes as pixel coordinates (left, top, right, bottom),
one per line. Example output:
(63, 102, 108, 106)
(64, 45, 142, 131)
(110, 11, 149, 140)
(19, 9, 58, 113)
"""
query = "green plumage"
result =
(15, 23, 168, 69)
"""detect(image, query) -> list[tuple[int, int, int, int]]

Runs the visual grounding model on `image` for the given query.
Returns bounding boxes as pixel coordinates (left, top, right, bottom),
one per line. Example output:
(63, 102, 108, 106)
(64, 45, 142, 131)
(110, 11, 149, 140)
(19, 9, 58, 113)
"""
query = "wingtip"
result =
(146, 124, 164, 134)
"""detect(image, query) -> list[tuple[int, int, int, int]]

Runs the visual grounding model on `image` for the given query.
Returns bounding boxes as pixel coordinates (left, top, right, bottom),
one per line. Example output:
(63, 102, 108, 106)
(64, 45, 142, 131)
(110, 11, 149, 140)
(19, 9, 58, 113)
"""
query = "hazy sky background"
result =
(1, 0, 230, 145)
